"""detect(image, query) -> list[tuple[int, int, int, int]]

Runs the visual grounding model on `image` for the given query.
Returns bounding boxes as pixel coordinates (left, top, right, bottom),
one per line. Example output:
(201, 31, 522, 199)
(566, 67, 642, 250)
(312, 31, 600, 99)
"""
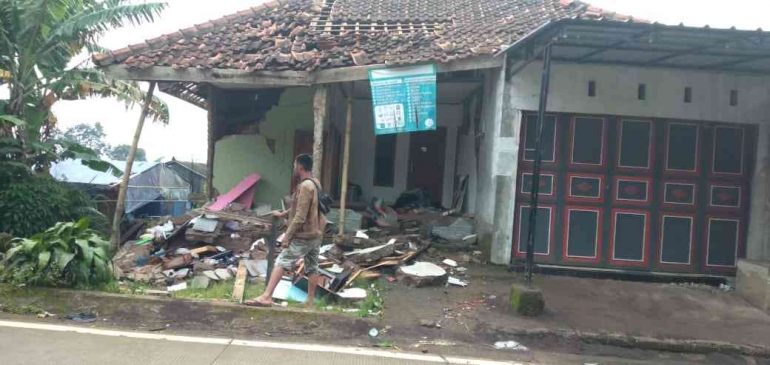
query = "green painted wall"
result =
(213, 87, 313, 208)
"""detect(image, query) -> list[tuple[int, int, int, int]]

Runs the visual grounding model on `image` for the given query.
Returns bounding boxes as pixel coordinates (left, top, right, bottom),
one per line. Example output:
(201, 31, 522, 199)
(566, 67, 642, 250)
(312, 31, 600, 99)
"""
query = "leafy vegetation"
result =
(1, 219, 114, 287)
(108, 144, 147, 161)
(0, 0, 168, 176)
(53, 122, 110, 157)
(0, 175, 109, 238)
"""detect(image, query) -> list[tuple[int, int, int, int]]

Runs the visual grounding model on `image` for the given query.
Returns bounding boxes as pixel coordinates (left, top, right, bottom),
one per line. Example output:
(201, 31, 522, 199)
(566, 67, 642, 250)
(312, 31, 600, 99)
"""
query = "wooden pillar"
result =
(338, 88, 353, 235)
(110, 81, 157, 249)
(206, 87, 216, 201)
(312, 85, 329, 178)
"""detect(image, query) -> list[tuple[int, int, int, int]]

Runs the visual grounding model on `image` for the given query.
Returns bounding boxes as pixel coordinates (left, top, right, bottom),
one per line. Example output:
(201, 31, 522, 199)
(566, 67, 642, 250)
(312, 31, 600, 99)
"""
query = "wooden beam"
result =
(312, 56, 504, 84)
(103, 57, 503, 87)
(312, 84, 329, 178)
(103, 65, 311, 87)
(110, 82, 157, 249)
(206, 87, 217, 200)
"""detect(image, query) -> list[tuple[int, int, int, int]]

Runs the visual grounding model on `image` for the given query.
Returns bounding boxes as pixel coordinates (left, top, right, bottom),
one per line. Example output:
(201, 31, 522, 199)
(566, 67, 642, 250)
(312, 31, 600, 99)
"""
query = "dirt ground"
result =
(381, 264, 770, 350)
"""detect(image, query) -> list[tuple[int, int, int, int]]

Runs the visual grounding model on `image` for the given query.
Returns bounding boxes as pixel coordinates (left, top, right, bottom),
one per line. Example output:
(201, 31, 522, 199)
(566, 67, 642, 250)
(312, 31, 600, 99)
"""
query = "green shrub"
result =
(1, 219, 114, 287)
(0, 175, 109, 238)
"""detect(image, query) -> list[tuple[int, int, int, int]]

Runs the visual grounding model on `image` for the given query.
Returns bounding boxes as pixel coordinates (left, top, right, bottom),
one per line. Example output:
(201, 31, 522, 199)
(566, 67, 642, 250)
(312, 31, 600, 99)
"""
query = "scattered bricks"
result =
(509, 283, 545, 316)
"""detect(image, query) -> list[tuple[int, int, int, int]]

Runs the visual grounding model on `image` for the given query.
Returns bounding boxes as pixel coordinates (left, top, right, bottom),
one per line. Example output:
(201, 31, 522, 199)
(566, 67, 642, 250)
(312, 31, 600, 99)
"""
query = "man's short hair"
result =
(295, 153, 313, 173)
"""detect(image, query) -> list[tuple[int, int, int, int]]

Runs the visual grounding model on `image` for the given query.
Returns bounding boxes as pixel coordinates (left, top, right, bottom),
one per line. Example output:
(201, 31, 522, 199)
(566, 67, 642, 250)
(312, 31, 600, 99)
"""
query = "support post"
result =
(110, 82, 157, 249)
(206, 87, 216, 200)
(312, 85, 329, 178)
(338, 86, 353, 235)
(525, 44, 552, 287)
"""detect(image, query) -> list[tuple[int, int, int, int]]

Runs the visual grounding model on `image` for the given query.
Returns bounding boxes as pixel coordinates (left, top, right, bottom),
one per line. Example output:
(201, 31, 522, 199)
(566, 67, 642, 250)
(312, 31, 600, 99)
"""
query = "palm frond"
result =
(47, 1, 166, 42)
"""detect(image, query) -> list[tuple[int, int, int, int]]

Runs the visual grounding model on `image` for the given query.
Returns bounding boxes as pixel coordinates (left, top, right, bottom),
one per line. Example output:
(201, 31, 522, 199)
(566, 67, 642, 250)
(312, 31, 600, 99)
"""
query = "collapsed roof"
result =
(93, 0, 638, 106)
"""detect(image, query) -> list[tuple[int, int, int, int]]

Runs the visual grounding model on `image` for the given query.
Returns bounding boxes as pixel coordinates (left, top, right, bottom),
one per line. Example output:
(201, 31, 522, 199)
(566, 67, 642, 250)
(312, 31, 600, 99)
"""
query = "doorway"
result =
(408, 128, 447, 205)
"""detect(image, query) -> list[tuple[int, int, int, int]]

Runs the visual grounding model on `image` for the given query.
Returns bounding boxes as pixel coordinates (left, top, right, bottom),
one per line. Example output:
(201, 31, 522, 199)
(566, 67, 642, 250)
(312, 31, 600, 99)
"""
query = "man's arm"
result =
(284, 182, 312, 241)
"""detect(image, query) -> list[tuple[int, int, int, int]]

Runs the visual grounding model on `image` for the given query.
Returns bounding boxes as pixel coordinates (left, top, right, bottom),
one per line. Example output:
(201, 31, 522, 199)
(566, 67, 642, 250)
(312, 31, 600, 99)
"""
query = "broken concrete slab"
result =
(203, 270, 220, 281)
(185, 222, 222, 244)
(243, 260, 261, 277)
(191, 275, 211, 289)
(397, 262, 447, 287)
(215, 268, 233, 281)
(345, 243, 395, 264)
(432, 217, 475, 241)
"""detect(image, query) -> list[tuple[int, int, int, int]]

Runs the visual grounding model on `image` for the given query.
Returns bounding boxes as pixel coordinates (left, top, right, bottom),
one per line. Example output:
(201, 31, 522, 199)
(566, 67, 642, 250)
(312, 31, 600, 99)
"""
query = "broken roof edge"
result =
(92, 0, 288, 67)
(103, 55, 504, 88)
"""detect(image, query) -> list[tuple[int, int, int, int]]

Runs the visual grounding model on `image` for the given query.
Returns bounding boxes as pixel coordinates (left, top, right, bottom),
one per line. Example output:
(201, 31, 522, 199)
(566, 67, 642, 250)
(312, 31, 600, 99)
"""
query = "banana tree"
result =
(0, 0, 168, 168)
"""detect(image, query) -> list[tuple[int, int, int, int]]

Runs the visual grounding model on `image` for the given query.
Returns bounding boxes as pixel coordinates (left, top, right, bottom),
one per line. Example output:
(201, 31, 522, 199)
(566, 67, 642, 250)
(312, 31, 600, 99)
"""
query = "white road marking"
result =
(0, 320, 522, 365)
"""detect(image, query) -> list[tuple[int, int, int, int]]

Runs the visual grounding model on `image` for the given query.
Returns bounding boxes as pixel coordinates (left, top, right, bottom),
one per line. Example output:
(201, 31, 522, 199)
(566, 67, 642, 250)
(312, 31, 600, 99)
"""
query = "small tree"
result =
(109, 144, 146, 161)
(55, 123, 109, 157)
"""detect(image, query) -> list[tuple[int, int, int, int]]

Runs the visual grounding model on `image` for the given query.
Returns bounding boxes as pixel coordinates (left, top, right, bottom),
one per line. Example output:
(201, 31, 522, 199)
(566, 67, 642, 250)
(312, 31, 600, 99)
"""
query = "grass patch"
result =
(172, 281, 266, 302)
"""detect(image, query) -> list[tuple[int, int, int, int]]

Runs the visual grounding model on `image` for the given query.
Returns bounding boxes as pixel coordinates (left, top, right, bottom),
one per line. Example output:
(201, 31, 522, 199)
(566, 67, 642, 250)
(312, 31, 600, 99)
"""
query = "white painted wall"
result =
(328, 86, 464, 208)
(508, 63, 770, 125)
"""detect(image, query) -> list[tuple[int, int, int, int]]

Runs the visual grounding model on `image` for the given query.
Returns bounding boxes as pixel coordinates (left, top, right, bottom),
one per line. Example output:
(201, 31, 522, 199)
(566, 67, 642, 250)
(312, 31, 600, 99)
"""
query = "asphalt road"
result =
(0, 320, 749, 365)
(0, 321, 522, 365)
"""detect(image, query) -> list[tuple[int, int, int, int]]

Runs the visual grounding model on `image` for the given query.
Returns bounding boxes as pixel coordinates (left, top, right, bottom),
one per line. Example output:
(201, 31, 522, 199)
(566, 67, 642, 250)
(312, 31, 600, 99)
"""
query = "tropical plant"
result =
(1, 218, 113, 287)
(0, 0, 168, 171)
(0, 175, 109, 238)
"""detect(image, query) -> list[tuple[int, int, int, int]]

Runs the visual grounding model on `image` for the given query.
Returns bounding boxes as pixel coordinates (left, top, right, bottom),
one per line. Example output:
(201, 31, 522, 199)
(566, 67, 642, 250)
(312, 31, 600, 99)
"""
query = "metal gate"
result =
(513, 112, 756, 275)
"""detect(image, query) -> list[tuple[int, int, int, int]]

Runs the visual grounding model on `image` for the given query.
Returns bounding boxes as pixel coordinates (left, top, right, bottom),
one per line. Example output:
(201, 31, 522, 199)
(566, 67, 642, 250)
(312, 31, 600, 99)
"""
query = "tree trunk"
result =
(110, 82, 157, 249)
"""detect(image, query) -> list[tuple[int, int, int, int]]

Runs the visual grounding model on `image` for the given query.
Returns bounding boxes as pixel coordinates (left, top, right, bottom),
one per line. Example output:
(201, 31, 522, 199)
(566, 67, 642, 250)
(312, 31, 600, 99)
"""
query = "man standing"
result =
(246, 154, 324, 308)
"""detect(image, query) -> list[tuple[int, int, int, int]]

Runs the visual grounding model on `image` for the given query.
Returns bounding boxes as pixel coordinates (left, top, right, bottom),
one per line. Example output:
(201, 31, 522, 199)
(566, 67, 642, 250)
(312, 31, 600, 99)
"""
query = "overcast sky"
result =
(52, 0, 770, 162)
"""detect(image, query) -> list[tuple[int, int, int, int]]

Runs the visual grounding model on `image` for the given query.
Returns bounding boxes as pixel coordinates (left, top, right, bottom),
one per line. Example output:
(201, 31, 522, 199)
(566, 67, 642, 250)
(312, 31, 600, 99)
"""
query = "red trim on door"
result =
(709, 125, 746, 180)
(562, 206, 603, 264)
(663, 122, 700, 177)
(612, 176, 652, 206)
(565, 173, 605, 203)
(615, 119, 655, 174)
(706, 182, 744, 212)
(702, 215, 743, 274)
(517, 169, 557, 202)
(568, 116, 607, 170)
(512, 203, 556, 261)
(520, 113, 559, 168)
(656, 212, 696, 272)
(661, 180, 699, 210)
(608, 208, 650, 268)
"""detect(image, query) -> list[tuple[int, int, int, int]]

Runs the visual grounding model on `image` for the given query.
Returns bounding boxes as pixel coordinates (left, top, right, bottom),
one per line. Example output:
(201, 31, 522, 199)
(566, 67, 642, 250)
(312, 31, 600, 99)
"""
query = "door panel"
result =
(514, 112, 755, 275)
(408, 128, 447, 205)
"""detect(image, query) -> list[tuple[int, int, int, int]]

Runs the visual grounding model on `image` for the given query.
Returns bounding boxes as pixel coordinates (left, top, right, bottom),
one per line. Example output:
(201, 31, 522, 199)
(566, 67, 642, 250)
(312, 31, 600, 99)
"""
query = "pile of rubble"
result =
(112, 182, 479, 303)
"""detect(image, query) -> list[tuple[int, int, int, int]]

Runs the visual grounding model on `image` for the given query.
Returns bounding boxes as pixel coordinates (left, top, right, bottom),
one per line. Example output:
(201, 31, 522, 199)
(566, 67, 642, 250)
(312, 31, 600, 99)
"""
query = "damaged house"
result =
(96, 0, 770, 285)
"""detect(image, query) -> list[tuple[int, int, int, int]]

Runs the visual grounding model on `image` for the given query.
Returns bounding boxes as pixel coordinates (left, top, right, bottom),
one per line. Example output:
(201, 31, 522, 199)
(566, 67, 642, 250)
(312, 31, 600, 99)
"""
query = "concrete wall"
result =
(328, 84, 463, 208)
(478, 61, 770, 265)
(737, 260, 770, 312)
(213, 87, 313, 208)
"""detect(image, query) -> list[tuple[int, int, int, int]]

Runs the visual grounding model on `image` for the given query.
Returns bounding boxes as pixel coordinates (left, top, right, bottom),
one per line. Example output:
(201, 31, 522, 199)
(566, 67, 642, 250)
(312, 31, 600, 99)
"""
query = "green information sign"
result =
(368, 64, 437, 135)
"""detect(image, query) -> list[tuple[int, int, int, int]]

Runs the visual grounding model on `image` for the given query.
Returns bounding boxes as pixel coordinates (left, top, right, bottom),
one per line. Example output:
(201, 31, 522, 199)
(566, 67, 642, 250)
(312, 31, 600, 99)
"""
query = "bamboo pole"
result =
(338, 88, 353, 235)
(110, 82, 157, 249)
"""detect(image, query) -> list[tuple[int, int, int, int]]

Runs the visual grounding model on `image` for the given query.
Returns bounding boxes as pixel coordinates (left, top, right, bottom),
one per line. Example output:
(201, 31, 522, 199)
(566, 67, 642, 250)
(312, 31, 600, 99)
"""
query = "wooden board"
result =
(232, 260, 248, 303)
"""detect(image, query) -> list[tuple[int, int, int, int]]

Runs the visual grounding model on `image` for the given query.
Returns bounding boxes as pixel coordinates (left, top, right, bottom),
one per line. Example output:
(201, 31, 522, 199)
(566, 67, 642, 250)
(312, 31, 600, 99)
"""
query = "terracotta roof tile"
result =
(94, 0, 641, 72)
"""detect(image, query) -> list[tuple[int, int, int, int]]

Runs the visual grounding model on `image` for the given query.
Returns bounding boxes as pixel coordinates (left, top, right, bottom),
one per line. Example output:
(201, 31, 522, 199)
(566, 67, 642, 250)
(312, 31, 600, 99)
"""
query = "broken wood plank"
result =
(232, 260, 248, 303)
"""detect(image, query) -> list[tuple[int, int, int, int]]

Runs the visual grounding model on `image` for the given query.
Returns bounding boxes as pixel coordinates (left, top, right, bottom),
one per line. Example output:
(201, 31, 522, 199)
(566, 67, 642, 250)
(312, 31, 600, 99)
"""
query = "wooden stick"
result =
(110, 82, 156, 249)
(312, 85, 328, 178)
(338, 85, 353, 235)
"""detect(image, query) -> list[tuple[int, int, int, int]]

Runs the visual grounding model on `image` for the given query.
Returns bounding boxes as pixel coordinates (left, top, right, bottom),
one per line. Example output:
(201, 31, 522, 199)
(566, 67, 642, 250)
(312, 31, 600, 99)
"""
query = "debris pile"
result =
(113, 174, 479, 304)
